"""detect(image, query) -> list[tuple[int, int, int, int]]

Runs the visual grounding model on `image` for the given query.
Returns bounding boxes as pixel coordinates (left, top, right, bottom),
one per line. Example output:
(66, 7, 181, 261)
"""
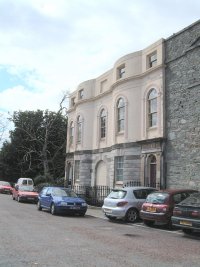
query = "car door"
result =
(40, 188, 49, 208)
(45, 188, 54, 208)
(133, 189, 148, 210)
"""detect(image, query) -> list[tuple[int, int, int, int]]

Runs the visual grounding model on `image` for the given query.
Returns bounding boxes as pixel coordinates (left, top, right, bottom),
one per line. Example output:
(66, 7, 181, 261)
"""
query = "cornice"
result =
(67, 64, 165, 114)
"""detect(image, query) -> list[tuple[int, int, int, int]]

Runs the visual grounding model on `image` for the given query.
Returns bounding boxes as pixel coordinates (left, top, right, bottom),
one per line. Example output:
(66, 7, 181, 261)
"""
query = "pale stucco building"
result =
(65, 38, 165, 188)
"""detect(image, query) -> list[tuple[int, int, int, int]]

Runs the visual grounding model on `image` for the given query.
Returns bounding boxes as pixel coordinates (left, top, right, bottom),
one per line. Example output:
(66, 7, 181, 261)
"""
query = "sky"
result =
(0, 0, 199, 123)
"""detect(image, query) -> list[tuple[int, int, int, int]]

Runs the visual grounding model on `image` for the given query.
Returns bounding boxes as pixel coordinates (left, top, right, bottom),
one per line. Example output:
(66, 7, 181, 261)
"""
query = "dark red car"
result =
(0, 181, 13, 194)
(140, 189, 198, 228)
(12, 185, 38, 203)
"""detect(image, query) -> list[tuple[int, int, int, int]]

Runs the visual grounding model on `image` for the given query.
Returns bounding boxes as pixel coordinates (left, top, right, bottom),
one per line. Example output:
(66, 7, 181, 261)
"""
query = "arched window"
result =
(148, 89, 157, 127)
(77, 116, 82, 143)
(117, 98, 125, 132)
(69, 121, 74, 145)
(100, 109, 106, 139)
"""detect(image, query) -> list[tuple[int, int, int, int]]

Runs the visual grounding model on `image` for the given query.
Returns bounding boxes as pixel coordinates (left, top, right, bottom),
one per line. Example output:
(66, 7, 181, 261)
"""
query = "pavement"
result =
(87, 205, 106, 219)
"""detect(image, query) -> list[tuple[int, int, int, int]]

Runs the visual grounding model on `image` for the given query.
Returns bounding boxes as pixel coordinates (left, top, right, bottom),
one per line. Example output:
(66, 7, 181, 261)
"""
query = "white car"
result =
(102, 186, 157, 223)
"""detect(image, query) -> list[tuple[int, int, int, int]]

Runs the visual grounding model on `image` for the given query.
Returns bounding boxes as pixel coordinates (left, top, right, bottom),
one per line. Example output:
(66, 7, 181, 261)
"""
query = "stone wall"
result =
(165, 20, 200, 189)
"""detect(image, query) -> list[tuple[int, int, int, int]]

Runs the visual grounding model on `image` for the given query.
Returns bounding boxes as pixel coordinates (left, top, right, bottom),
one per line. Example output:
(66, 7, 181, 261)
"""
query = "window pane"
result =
(77, 116, 82, 142)
(148, 89, 157, 100)
(74, 161, 80, 181)
(115, 156, 124, 182)
(150, 98, 157, 113)
(152, 113, 157, 126)
(100, 109, 106, 138)
(148, 89, 157, 127)
(117, 98, 125, 132)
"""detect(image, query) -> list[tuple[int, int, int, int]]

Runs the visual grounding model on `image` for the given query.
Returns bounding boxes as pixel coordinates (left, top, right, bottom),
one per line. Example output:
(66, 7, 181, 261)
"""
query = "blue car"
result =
(37, 187, 87, 216)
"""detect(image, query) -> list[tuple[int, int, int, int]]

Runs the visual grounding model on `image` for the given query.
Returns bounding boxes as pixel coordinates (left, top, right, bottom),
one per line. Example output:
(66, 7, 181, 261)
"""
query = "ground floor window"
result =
(74, 160, 80, 182)
(115, 156, 124, 182)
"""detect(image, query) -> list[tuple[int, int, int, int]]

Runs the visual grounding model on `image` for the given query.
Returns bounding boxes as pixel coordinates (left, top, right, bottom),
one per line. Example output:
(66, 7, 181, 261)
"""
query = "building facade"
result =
(165, 20, 200, 189)
(65, 39, 165, 188)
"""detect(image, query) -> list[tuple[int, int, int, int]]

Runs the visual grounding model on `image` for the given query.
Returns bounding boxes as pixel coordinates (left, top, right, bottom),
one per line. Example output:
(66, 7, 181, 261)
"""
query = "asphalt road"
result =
(0, 193, 200, 267)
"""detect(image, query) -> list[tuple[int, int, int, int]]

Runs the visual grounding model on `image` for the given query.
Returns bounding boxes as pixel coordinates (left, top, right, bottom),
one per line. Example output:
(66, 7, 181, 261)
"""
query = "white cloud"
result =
(0, 0, 199, 115)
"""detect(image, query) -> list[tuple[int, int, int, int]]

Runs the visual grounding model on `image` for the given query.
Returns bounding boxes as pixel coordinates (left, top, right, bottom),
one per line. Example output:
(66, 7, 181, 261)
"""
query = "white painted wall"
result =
(67, 39, 164, 153)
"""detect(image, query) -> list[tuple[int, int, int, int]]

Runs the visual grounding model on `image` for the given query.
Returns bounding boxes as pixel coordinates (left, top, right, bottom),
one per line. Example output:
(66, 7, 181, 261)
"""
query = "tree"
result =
(0, 113, 9, 147)
(9, 108, 67, 182)
(0, 101, 68, 183)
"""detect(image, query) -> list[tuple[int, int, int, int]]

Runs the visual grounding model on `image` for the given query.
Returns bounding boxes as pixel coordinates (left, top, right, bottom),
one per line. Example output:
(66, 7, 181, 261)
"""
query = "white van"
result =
(16, 178, 34, 187)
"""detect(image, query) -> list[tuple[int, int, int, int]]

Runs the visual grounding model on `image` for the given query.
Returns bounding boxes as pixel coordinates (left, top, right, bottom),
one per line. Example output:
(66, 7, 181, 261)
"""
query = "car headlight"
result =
(81, 202, 87, 207)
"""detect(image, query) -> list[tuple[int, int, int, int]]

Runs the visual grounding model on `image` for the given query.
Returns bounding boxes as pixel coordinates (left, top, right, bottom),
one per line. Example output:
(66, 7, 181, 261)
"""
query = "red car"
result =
(140, 189, 198, 228)
(0, 181, 13, 194)
(12, 185, 38, 203)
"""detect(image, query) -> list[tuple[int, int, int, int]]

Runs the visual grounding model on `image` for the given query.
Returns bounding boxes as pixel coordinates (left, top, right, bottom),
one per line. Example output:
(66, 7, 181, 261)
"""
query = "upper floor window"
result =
(117, 98, 125, 132)
(78, 89, 84, 100)
(115, 156, 124, 182)
(69, 121, 74, 145)
(100, 79, 107, 94)
(117, 64, 125, 79)
(148, 89, 157, 127)
(77, 116, 82, 143)
(100, 109, 106, 139)
(71, 97, 75, 107)
(147, 51, 157, 68)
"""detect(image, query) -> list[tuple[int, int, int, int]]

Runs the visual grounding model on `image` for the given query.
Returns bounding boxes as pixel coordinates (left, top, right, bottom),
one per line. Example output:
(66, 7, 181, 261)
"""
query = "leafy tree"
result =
(0, 113, 9, 147)
(0, 108, 67, 184)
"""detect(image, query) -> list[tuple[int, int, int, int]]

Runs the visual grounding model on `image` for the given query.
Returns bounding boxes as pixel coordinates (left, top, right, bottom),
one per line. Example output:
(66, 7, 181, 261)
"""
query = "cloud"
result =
(0, 0, 199, 116)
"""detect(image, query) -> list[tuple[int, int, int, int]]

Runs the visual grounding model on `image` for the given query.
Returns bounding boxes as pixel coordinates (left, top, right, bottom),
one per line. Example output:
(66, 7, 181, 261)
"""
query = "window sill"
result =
(115, 181, 123, 185)
(117, 131, 124, 136)
(148, 126, 157, 130)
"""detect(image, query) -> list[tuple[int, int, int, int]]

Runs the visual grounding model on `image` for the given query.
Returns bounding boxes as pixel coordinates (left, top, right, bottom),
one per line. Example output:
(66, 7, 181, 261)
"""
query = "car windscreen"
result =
(0, 181, 11, 186)
(19, 186, 34, 192)
(179, 193, 200, 207)
(107, 190, 127, 199)
(146, 192, 169, 204)
(53, 188, 78, 197)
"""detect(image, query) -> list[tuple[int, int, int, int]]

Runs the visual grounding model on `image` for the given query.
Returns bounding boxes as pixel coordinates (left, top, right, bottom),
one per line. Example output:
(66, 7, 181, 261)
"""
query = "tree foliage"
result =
(0, 109, 67, 184)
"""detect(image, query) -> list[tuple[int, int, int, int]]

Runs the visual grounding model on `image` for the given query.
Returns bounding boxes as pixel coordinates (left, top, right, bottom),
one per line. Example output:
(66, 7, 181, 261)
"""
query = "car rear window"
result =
(0, 181, 10, 186)
(146, 192, 169, 204)
(134, 189, 157, 199)
(108, 190, 127, 199)
(179, 193, 200, 207)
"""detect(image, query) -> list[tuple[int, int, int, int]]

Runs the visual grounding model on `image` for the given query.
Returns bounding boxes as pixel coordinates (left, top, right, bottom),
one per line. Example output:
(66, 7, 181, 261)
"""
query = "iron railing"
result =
(71, 181, 161, 207)
(71, 185, 112, 207)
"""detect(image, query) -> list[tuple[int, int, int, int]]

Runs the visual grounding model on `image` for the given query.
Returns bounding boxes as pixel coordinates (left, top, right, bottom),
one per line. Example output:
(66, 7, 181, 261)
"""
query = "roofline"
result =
(166, 19, 200, 41)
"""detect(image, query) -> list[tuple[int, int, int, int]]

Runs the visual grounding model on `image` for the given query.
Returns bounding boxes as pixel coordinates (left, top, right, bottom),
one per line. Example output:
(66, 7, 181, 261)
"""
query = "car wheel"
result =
(50, 203, 56, 215)
(37, 201, 42, 211)
(143, 220, 154, 227)
(125, 208, 138, 223)
(17, 196, 21, 202)
(182, 228, 193, 235)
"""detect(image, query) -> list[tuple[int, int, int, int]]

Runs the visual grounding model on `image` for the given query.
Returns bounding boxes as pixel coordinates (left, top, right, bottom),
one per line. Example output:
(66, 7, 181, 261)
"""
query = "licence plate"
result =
(27, 198, 34, 200)
(180, 220, 192, 226)
(70, 206, 80, 210)
(146, 207, 156, 212)
(104, 209, 112, 214)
